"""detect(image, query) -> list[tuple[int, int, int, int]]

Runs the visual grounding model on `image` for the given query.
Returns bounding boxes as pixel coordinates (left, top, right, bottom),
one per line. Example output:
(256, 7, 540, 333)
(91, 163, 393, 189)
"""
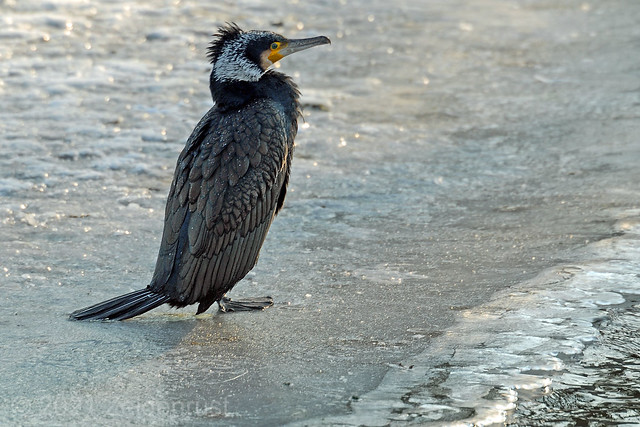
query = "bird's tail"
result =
(69, 288, 170, 321)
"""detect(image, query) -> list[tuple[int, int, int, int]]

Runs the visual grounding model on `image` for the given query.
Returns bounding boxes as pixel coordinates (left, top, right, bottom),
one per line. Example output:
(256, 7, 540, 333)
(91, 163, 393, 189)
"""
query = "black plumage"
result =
(70, 24, 330, 321)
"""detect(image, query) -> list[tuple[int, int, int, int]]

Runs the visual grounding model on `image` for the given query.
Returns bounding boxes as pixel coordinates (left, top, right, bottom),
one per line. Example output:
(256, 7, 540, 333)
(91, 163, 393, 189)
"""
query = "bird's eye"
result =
(270, 42, 280, 50)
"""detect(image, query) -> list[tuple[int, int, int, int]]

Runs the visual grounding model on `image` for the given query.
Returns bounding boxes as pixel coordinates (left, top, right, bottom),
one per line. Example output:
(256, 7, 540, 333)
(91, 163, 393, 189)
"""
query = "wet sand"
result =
(1, 0, 639, 425)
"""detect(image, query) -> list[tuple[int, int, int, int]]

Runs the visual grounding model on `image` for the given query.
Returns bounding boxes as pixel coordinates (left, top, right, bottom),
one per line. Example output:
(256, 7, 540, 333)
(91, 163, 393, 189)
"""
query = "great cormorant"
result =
(70, 23, 330, 321)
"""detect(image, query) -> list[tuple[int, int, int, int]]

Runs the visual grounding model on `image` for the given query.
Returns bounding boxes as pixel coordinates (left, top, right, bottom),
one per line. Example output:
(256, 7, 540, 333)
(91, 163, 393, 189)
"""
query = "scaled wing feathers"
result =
(150, 99, 294, 305)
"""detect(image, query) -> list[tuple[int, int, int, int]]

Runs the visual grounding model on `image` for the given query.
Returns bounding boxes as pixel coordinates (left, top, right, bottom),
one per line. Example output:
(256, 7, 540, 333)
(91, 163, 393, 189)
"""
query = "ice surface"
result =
(316, 219, 640, 425)
(1, 0, 640, 425)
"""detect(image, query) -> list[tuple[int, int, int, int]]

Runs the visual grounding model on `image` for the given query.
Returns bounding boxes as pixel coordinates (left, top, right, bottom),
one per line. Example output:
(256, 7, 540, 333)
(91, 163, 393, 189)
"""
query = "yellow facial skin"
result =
(267, 41, 286, 62)
(260, 41, 288, 70)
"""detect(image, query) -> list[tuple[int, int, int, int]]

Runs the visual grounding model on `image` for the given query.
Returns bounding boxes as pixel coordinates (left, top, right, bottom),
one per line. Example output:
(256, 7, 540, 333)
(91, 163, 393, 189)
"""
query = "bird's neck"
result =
(209, 78, 255, 111)
(209, 71, 301, 117)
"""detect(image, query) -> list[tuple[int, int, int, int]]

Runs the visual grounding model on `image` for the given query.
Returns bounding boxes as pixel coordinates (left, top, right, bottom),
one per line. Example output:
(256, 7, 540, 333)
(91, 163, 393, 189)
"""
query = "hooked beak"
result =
(267, 35, 331, 64)
(279, 36, 331, 58)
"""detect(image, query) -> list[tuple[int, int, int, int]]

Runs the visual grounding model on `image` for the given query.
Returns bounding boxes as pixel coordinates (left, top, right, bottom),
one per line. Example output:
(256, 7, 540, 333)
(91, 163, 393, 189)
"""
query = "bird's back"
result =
(150, 94, 297, 314)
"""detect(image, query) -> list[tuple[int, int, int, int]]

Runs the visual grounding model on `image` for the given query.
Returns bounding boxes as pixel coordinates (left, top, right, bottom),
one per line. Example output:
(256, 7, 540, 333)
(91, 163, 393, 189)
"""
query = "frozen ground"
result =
(1, 0, 639, 425)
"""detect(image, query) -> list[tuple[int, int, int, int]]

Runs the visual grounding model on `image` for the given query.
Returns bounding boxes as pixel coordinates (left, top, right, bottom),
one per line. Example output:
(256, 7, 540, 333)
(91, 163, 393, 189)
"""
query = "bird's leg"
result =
(217, 296, 274, 312)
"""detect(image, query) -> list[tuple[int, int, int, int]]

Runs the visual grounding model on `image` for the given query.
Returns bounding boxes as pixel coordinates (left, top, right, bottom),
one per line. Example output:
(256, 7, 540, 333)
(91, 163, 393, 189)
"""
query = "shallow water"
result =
(1, 0, 640, 425)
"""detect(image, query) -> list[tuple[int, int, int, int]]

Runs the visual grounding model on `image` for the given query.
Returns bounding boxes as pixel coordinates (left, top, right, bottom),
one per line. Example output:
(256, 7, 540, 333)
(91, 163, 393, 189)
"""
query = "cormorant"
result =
(70, 23, 330, 321)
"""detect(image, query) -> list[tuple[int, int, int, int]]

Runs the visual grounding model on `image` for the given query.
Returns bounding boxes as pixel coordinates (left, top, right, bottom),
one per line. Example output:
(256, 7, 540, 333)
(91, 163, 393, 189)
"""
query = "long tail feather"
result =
(69, 289, 170, 321)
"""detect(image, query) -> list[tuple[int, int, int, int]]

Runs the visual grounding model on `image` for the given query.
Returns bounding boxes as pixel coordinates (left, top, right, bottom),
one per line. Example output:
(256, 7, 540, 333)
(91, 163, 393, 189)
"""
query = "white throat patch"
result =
(212, 33, 265, 82)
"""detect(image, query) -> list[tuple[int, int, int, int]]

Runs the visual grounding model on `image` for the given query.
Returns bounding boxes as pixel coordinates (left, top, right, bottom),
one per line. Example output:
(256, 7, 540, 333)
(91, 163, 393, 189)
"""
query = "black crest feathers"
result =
(207, 23, 244, 64)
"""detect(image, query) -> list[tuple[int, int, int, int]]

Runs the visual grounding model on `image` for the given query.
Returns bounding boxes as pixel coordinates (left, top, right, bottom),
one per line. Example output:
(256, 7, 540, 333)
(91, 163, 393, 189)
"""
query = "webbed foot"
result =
(217, 296, 273, 312)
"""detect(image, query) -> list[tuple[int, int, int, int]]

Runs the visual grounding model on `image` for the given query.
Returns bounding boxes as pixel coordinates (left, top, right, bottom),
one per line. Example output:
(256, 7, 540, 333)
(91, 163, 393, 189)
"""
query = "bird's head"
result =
(208, 23, 330, 83)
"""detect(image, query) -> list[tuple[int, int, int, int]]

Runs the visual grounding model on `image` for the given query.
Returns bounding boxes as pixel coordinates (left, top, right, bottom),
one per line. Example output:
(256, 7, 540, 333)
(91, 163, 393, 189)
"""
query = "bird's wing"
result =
(150, 99, 294, 305)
